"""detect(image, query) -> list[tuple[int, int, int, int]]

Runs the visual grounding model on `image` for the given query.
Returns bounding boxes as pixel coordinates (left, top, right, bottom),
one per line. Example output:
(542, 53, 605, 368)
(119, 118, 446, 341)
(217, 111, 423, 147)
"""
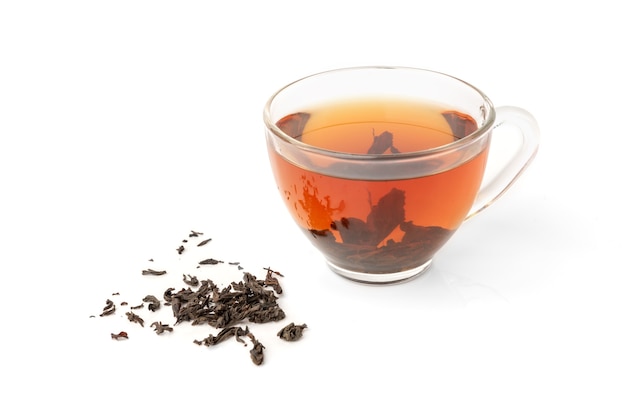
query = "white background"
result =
(1, 1, 624, 416)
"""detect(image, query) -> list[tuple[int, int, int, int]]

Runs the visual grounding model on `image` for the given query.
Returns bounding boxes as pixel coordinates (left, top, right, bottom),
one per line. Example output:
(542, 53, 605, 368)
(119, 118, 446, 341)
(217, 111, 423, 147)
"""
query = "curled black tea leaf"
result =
(182, 274, 199, 287)
(248, 333, 265, 366)
(100, 299, 116, 317)
(264, 267, 283, 294)
(111, 331, 129, 340)
(151, 322, 173, 335)
(163, 287, 175, 303)
(125, 312, 145, 327)
(277, 323, 308, 341)
(142, 295, 161, 312)
(194, 326, 250, 347)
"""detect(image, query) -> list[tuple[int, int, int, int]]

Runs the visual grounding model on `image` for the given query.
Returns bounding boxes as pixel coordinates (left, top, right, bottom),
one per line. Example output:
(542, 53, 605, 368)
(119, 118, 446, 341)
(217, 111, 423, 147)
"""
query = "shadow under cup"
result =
(264, 67, 499, 284)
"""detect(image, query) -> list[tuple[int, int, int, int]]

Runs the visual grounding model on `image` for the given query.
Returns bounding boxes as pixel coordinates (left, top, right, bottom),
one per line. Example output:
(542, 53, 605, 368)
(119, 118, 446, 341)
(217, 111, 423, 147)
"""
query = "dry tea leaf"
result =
(142, 295, 161, 312)
(100, 299, 116, 317)
(142, 269, 167, 276)
(125, 312, 145, 327)
(248, 334, 265, 366)
(277, 323, 308, 341)
(264, 267, 283, 294)
(194, 326, 250, 347)
(151, 322, 173, 335)
(182, 274, 199, 287)
(198, 258, 222, 265)
(95, 233, 301, 366)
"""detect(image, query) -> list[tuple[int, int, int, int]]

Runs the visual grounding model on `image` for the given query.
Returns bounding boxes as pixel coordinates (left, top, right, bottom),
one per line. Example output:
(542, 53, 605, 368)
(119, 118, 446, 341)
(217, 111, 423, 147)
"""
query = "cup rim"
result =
(263, 66, 496, 160)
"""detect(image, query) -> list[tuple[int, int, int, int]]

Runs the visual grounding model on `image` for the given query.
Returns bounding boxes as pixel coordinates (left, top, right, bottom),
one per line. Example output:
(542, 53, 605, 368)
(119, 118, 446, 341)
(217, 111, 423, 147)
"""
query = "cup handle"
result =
(465, 106, 540, 220)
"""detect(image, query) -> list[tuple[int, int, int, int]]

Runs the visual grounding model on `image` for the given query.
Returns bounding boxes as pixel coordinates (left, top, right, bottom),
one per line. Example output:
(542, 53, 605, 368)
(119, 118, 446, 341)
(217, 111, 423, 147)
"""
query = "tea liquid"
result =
(270, 98, 488, 273)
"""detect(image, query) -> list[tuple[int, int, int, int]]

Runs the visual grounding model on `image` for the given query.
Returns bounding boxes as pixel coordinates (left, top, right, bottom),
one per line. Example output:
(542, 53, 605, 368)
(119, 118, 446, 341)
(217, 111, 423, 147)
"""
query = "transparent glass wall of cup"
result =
(264, 67, 539, 285)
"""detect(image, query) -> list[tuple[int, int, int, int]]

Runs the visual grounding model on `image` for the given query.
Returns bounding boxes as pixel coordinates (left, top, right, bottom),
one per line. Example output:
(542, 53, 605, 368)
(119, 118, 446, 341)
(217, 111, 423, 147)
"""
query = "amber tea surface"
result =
(269, 98, 489, 274)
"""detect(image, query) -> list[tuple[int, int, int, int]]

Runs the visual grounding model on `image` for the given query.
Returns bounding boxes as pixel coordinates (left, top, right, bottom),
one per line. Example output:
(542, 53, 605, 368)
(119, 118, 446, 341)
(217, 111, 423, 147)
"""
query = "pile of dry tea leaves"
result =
(93, 230, 307, 366)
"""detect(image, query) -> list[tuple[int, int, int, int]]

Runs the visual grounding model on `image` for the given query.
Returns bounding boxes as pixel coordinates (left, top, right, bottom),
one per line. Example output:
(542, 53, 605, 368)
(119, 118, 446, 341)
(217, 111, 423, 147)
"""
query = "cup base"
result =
(326, 259, 433, 285)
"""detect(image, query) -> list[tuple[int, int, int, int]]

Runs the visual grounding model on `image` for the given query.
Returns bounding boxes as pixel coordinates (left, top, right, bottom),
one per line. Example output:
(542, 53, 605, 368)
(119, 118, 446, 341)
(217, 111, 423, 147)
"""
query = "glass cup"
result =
(263, 66, 539, 284)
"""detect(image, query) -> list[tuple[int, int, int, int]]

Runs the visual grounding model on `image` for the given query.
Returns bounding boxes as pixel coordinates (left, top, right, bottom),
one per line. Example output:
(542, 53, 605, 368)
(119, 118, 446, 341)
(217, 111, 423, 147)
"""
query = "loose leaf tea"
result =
(95, 232, 306, 366)
(142, 295, 161, 312)
(195, 326, 265, 365)
(277, 323, 307, 341)
(194, 326, 250, 347)
(168, 272, 286, 328)
(151, 322, 173, 335)
(198, 258, 222, 265)
(111, 331, 128, 340)
(182, 274, 199, 287)
(264, 267, 283, 294)
(142, 269, 167, 276)
(125, 312, 145, 327)
(248, 334, 265, 366)
(100, 299, 116, 317)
